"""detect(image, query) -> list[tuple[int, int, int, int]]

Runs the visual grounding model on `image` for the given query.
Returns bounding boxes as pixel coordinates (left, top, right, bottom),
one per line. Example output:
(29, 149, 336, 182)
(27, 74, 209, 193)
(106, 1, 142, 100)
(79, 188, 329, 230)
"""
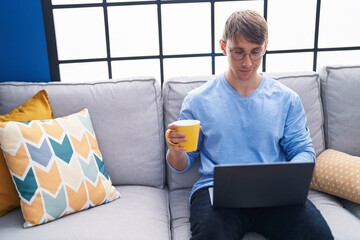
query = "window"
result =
(42, 0, 360, 84)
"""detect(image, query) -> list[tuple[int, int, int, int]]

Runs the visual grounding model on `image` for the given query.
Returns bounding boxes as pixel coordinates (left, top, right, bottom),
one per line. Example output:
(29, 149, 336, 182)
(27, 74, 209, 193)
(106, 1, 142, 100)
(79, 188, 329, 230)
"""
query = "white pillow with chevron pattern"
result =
(0, 108, 120, 228)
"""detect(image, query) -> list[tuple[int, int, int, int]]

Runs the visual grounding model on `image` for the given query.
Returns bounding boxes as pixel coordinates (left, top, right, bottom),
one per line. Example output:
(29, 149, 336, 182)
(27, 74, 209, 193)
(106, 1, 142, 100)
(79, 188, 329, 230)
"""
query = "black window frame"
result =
(41, 0, 360, 84)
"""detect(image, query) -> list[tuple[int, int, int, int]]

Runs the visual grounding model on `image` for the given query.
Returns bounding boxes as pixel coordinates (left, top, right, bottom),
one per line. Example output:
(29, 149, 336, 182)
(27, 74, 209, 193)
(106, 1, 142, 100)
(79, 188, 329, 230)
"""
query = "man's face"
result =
(220, 36, 267, 82)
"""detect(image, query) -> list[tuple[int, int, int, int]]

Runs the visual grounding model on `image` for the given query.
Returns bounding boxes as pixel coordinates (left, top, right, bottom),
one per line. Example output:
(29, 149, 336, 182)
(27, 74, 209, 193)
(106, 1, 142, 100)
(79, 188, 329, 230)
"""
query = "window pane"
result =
(53, 7, 107, 60)
(215, 56, 227, 75)
(317, 51, 360, 69)
(214, 1, 264, 53)
(267, 0, 316, 50)
(107, 5, 159, 58)
(162, 3, 211, 55)
(163, 57, 212, 80)
(319, 0, 360, 48)
(111, 59, 160, 82)
(59, 62, 109, 82)
(266, 53, 314, 72)
(108, 5, 158, 57)
(52, 0, 102, 4)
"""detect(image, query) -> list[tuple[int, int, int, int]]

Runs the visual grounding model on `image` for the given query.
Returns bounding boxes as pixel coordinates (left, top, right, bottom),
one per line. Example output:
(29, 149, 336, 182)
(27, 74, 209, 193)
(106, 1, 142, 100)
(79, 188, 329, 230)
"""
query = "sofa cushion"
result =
(267, 71, 325, 156)
(0, 90, 53, 217)
(0, 109, 120, 227)
(311, 149, 360, 204)
(0, 79, 165, 188)
(0, 186, 170, 240)
(338, 198, 360, 220)
(308, 189, 360, 240)
(319, 65, 360, 156)
(163, 72, 325, 190)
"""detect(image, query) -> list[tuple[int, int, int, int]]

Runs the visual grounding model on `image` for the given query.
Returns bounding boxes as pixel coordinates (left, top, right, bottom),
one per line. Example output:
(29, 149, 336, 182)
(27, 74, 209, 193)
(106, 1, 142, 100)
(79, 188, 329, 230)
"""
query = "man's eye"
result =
(234, 50, 244, 54)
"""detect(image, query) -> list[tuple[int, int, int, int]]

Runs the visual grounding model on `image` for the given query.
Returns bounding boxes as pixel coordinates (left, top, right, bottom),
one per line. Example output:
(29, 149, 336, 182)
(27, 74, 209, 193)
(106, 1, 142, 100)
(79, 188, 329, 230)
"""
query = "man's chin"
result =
(236, 70, 256, 80)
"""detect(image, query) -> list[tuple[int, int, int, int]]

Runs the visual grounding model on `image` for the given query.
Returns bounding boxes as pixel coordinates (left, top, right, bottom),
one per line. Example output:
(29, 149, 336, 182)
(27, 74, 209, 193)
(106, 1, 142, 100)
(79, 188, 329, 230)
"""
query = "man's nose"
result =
(242, 54, 252, 68)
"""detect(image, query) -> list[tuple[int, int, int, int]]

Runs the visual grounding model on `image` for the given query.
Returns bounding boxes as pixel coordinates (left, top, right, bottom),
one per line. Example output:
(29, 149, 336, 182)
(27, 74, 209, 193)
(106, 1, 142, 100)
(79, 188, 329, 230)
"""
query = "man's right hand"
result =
(166, 122, 187, 152)
(165, 122, 189, 171)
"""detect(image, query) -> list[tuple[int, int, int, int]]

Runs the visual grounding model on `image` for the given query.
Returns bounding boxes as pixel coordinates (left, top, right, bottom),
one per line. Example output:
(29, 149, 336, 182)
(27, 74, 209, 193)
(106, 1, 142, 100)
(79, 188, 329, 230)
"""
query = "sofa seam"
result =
(321, 67, 331, 150)
(271, 73, 319, 81)
(315, 74, 327, 154)
(166, 188, 173, 240)
(163, 83, 172, 190)
(151, 78, 167, 189)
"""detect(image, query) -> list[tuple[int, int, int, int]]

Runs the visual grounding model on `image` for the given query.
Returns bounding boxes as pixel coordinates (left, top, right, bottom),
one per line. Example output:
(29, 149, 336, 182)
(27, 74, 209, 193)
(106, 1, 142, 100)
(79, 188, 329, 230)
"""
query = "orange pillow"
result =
(311, 149, 360, 204)
(0, 90, 53, 216)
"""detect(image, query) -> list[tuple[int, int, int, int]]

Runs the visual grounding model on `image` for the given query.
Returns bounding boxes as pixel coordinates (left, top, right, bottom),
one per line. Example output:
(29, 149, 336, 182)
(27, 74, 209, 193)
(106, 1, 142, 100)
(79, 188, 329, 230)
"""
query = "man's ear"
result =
(264, 40, 268, 51)
(219, 39, 227, 55)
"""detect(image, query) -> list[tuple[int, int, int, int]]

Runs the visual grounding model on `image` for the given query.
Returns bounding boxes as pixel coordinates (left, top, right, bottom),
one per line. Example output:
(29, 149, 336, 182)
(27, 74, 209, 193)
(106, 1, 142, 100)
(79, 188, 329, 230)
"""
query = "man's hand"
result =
(165, 122, 189, 171)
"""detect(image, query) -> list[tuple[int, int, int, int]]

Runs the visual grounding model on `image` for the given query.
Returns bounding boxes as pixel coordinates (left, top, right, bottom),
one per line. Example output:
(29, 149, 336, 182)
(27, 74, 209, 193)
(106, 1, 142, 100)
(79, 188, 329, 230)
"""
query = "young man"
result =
(166, 10, 333, 240)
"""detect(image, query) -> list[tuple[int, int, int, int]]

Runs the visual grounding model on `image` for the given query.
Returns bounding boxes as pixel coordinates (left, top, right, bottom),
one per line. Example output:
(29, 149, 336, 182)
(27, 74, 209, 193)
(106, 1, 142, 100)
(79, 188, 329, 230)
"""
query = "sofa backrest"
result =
(267, 72, 325, 156)
(163, 72, 325, 190)
(0, 78, 166, 188)
(319, 65, 360, 156)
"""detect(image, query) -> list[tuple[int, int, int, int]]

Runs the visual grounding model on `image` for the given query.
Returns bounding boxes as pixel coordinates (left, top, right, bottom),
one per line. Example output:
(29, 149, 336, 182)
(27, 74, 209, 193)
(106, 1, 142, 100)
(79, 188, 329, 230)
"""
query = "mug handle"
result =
(165, 129, 179, 147)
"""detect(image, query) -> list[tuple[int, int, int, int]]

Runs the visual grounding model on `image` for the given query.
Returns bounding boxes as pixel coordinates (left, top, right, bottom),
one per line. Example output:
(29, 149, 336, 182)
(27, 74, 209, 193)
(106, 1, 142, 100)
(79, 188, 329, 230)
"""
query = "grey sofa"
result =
(0, 65, 360, 240)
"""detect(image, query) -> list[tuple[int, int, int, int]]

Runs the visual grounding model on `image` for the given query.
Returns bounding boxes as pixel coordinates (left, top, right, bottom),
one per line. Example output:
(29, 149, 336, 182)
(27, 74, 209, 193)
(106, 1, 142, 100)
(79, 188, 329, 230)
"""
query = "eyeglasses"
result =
(228, 48, 266, 61)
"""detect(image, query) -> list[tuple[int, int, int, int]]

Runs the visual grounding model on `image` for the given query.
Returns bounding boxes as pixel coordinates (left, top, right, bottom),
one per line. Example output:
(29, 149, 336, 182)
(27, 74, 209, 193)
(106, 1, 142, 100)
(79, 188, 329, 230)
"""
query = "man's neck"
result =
(224, 71, 262, 97)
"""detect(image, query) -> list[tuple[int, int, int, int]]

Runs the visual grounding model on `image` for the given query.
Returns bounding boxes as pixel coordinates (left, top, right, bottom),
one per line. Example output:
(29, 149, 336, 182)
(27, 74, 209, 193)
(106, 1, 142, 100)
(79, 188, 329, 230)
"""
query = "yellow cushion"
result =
(310, 149, 360, 204)
(0, 109, 120, 227)
(0, 90, 53, 217)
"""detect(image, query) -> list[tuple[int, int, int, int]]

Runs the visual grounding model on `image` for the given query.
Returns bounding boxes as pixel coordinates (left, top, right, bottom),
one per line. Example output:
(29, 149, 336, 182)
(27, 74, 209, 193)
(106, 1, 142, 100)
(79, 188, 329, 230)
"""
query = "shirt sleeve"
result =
(280, 94, 316, 163)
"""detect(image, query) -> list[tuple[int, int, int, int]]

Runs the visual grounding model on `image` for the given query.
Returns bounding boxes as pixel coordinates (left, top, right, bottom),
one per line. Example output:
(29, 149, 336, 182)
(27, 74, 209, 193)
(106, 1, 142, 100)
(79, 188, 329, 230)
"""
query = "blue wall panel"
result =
(0, 0, 50, 82)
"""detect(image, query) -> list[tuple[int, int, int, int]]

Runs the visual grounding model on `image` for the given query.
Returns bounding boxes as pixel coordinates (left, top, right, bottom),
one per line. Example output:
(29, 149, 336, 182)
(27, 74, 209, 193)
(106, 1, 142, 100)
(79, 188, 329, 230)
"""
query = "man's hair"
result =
(222, 10, 268, 45)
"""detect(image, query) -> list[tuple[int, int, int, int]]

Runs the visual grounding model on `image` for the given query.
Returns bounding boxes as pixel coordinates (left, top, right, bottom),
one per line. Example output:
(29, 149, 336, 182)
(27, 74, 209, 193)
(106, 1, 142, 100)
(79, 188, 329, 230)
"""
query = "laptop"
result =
(209, 161, 315, 208)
